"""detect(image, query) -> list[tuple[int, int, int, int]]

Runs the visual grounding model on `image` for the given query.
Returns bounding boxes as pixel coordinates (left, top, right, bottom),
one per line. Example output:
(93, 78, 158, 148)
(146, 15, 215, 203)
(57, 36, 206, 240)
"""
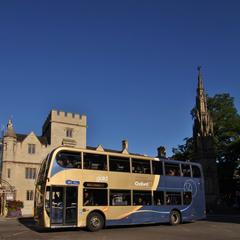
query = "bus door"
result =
(50, 186, 78, 226)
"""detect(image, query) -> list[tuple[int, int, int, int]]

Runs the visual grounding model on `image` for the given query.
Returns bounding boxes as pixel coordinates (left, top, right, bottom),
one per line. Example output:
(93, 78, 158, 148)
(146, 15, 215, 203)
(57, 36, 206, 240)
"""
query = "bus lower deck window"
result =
(166, 192, 182, 205)
(183, 192, 192, 205)
(133, 191, 152, 206)
(83, 189, 107, 206)
(153, 191, 164, 205)
(110, 190, 131, 206)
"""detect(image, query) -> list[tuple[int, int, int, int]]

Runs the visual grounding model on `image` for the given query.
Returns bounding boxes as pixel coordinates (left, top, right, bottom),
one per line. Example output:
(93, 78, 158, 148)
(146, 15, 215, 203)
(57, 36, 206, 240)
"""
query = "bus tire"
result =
(169, 210, 181, 225)
(86, 212, 105, 232)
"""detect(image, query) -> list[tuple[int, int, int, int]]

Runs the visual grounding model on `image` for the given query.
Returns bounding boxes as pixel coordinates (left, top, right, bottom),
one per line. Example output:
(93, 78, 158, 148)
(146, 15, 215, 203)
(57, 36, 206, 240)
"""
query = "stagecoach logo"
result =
(183, 179, 197, 197)
(184, 182, 192, 192)
(134, 181, 150, 187)
(65, 180, 80, 185)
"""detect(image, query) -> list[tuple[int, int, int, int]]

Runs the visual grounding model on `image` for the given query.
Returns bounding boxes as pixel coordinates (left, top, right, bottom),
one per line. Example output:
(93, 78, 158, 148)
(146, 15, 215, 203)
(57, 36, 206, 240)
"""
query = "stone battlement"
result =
(51, 110, 86, 123)
(42, 110, 87, 133)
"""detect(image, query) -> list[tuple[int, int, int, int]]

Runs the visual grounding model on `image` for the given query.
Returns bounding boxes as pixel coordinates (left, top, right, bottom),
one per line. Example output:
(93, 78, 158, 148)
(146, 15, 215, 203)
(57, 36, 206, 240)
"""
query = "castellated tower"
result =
(42, 110, 87, 148)
(192, 67, 219, 210)
(1, 109, 87, 216)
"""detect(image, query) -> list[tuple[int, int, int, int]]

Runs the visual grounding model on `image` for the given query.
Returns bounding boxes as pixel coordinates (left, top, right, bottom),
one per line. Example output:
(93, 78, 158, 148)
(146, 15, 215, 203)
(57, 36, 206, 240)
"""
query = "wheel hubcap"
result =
(90, 217, 100, 228)
(172, 213, 178, 223)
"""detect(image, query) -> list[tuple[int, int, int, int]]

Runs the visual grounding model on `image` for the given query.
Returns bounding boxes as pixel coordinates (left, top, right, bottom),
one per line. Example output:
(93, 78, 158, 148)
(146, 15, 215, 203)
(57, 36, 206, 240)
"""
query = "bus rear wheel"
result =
(86, 212, 104, 232)
(169, 210, 181, 225)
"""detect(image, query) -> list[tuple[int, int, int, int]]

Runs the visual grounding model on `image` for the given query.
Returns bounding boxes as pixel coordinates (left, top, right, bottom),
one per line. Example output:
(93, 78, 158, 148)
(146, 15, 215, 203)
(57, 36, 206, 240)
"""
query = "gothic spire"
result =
(193, 67, 213, 137)
(197, 66, 204, 90)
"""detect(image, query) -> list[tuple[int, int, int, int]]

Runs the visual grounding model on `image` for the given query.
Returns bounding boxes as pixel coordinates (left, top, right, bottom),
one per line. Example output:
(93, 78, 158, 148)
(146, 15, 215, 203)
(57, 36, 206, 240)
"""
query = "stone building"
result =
(192, 67, 219, 208)
(0, 110, 87, 215)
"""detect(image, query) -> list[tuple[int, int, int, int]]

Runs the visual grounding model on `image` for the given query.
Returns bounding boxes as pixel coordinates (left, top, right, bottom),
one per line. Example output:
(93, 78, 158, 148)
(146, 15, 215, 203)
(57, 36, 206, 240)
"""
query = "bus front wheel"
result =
(86, 212, 105, 232)
(169, 210, 181, 225)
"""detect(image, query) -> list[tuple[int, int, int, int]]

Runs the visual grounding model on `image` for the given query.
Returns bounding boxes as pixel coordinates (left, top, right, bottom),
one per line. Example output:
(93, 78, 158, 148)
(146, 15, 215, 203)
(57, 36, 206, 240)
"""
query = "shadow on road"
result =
(204, 214, 240, 224)
(17, 218, 79, 233)
(17, 218, 172, 233)
(18, 215, 239, 234)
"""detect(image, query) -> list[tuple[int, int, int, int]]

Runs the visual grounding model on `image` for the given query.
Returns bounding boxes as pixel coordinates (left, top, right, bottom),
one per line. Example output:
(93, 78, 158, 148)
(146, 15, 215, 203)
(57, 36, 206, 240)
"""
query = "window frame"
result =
(181, 163, 191, 177)
(83, 153, 107, 171)
(55, 151, 82, 169)
(132, 158, 151, 174)
(109, 156, 130, 173)
(164, 162, 181, 176)
(25, 167, 36, 179)
(83, 188, 108, 206)
(191, 165, 202, 178)
(110, 189, 131, 206)
(66, 128, 73, 138)
(152, 160, 163, 175)
(28, 144, 36, 154)
(153, 190, 164, 205)
(165, 191, 182, 205)
(133, 190, 152, 206)
(183, 191, 192, 205)
(7, 168, 11, 178)
(26, 190, 34, 201)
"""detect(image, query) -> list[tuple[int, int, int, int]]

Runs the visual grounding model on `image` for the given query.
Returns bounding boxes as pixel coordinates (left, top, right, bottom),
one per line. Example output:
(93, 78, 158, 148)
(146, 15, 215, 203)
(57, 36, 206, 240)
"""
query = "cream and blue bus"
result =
(34, 146, 205, 231)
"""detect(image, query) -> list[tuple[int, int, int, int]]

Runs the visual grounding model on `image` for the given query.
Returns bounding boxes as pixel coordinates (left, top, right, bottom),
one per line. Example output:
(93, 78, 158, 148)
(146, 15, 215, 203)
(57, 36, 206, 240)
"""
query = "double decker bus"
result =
(34, 146, 205, 231)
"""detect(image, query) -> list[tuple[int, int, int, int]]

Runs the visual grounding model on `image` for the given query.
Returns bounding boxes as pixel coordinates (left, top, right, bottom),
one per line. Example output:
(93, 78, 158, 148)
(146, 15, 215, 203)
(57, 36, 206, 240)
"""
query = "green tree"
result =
(172, 137, 193, 161)
(208, 94, 240, 194)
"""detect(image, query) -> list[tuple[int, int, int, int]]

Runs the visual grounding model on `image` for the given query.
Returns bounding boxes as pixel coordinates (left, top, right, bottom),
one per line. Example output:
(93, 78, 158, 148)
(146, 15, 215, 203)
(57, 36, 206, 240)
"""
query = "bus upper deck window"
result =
(181, 164, 191, 177)
(152, 161, 163, 175)
(192, 165, 201, 178)
(83, 153, 107, 171)
(132, 159, 151, 174)
(109, 156, 130, 172)
(165, 163, 180, 176)
(56, 151, 82, 169)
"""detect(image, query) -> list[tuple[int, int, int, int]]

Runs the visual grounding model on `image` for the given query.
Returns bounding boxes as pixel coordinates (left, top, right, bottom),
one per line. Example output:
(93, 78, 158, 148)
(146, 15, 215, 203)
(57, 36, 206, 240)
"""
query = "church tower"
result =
(192, 67, 219, 210)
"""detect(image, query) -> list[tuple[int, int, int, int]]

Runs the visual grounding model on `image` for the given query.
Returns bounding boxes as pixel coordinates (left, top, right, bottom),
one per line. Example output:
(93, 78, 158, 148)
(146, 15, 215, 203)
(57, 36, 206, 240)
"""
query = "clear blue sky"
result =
(0, 0, 239, 157)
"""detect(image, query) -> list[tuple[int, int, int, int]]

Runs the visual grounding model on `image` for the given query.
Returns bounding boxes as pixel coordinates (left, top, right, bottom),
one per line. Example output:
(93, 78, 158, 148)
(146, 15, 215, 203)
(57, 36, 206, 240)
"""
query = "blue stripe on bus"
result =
(106, 176, 205, 226)
(106, 203, 205, 226)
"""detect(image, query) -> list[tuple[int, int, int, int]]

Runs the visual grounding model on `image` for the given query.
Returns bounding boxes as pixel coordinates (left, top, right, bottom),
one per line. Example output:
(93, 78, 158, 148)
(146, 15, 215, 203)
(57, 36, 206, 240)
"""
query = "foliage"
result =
(207, 94, 240, 194)
(172, 137, 193, 161)
(6, 200, 24, 218)
(6, 200, 24, 210)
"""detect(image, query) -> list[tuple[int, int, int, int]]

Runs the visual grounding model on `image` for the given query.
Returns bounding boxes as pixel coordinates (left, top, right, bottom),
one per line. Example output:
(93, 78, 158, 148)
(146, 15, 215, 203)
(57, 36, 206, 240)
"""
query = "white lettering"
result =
(134, 181, 149, 187)
(96, 176, 108, 182)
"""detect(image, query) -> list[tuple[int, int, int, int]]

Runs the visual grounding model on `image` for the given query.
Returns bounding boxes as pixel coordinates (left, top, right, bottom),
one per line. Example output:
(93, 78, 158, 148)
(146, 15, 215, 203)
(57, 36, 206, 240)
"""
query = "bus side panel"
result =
(157, 176, 206, 222)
